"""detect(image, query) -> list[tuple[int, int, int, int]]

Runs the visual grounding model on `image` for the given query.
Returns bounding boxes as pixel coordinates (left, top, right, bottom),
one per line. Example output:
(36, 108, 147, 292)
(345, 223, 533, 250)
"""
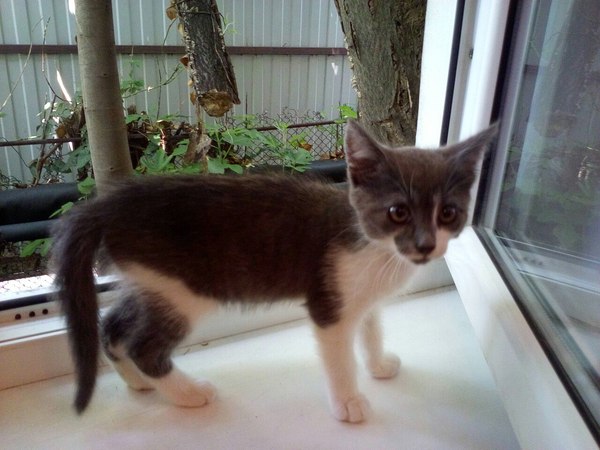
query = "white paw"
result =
(150, 368, 217, 408)
(331, 394, 371, 423)
(368, 353, 401, 379)
(166, 380, 217, 408)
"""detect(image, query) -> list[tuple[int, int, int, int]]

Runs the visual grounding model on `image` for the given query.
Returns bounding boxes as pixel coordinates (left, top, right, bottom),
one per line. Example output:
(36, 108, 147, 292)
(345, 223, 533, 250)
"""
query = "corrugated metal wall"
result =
(0, 0, 356, 183)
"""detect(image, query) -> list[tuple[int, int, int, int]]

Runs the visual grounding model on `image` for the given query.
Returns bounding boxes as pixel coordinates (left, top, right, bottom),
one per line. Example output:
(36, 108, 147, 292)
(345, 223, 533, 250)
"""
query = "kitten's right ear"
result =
(344, 120, 385, 186)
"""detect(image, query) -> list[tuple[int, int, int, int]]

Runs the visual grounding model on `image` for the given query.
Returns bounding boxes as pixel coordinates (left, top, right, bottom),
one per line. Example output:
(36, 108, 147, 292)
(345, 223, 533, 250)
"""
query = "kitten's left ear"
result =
(344, 120, 386, 186)
(443, 123, 499, 169)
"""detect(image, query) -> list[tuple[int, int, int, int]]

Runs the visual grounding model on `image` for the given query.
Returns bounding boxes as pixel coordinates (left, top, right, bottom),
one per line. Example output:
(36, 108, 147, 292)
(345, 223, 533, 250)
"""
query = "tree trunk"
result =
(74, 0, 133, 191)
(334, 0, 425, 146)
(176, 0, 240, 119)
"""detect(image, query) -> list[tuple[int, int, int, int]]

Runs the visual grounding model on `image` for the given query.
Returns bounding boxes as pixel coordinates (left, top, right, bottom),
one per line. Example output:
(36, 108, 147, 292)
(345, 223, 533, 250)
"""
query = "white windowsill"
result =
(1, 287, 520, 449)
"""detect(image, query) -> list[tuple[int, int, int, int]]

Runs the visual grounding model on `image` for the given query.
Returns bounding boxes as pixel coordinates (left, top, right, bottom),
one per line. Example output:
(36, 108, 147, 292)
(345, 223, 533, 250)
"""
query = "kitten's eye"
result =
(388, 204, 411, 224)
(439, 205, 458, 224)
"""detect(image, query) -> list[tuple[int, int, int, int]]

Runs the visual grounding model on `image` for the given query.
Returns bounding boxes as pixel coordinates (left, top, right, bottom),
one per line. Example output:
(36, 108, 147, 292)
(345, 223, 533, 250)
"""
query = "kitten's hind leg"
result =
(126, 290, 216, 408)
(102, 289, 216, 407)
(102, 293, 154, 391)
(359, 308, 401, 379)
(105, 344, 155, 391)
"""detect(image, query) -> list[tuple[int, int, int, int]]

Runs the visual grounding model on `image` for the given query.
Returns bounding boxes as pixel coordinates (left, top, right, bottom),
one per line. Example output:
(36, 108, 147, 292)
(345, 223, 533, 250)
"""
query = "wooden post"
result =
(176, 0, 240, 118)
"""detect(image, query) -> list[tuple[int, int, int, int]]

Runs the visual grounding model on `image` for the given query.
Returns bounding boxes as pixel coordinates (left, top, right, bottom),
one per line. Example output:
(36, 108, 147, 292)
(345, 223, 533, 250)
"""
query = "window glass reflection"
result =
(481, 0, 600, 434)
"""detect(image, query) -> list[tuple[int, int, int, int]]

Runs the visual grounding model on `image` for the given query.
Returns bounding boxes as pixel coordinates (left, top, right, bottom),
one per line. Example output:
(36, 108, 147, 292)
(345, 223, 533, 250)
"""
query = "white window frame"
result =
(444, 1, 597, 448)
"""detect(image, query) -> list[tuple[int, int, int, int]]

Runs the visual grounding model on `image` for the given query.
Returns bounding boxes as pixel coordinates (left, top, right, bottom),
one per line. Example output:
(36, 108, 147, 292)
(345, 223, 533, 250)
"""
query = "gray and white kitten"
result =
(52, 120, 496, 422)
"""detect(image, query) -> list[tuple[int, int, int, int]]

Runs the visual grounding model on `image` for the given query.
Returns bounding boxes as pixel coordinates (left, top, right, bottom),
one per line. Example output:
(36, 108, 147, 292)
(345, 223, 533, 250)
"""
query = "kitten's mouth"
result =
(409, 255, 432, 265)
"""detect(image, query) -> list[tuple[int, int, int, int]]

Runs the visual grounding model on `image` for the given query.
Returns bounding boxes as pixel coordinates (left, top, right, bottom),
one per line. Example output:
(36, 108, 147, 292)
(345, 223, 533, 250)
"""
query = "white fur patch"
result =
(121, 263, 219, 323)
(431, 228, 453, 259)
(335, 241, 416, 315)
(148, 367, 217, 407)
(359, 309, 401, 379)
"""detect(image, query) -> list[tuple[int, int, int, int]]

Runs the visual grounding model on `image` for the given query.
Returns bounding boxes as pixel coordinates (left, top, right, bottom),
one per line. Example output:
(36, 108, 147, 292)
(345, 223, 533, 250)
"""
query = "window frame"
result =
(445, 0, 598, 447)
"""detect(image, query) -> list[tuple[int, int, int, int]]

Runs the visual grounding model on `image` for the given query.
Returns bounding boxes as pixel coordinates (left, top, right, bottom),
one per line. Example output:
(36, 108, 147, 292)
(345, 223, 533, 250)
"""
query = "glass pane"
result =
(479, 0, 600, 435)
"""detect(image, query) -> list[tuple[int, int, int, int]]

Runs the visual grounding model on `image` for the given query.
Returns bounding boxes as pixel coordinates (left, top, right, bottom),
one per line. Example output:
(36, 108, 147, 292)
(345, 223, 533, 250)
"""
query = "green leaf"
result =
(338, 104, 358, 119)
(207, 157, 243, 174)
(125, 113, 143, 124)
(178, 162, 201, 174)
(207, 157, 227, 174)
(172, 139, 189, 156)
(222, 129, 263, 147)
(50, 201, 74, 218)
(139, 148, 176, 174)
(228, 164, 244, 174)
(40, 238, 53, 256)
(285, 148, 312, 172)
(76, 151, 92, 170)
(21, 238, 52, 257)
(262, 135, 281, 149)
(77, 176, 96, 196)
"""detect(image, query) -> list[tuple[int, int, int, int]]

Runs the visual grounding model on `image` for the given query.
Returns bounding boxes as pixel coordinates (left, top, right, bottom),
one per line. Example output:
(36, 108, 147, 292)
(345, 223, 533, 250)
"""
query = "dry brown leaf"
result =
(165, 5, 177, 20)
(55, 124, 67, 138)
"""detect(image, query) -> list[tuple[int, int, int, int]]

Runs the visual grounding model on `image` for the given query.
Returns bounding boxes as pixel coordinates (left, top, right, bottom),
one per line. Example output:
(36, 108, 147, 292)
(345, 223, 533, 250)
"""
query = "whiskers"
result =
(369, 250, 409, 296)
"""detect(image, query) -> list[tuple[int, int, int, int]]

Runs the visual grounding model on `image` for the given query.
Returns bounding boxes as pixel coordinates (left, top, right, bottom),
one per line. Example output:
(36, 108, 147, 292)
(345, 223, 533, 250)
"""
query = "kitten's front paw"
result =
(153, 370, 218, 408)
(331, 394, 371, 423)
(368, 353, 401, 379)
(170, 380, 217, 408)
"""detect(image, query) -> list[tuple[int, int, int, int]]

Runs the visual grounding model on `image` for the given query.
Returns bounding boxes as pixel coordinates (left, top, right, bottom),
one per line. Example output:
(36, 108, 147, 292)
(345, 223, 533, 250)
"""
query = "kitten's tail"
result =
(51, 204, 104, 414)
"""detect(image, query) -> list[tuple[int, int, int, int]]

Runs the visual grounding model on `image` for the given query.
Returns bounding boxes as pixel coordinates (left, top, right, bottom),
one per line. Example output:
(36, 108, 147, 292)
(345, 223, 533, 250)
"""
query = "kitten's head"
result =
(345, 120, 497, 265)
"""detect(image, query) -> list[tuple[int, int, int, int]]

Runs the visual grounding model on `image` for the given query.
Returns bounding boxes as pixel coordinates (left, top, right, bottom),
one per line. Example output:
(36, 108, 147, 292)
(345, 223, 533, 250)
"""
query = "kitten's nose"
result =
(415, 228, 436, 256)
(416, 243, 435, 255)
(415, 234, 436, 255)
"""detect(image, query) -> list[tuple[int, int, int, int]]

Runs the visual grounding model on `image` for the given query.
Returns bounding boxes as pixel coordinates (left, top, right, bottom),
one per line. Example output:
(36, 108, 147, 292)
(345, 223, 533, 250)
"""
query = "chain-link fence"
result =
(215, 108, 346, 166)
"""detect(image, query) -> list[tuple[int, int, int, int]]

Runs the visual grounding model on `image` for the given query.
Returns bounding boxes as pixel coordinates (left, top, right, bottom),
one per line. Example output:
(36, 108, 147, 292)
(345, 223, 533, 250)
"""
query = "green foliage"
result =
(259, 122, 311, 173)
(10, 59, 357, 262)
(20, 238, 52, 258)
(500, 141, 600, 256)
(207, 157, 243, 174)
(77, 176, 96, 197)
(137, 136, 193, 174)
(18, 174, 97, 258)
(205, 123, 254, 174)
(204, 118, 316, 174)
(23, 94, 89, 184)
(120, 58, 146, 98)
(337, 104, 358, 121)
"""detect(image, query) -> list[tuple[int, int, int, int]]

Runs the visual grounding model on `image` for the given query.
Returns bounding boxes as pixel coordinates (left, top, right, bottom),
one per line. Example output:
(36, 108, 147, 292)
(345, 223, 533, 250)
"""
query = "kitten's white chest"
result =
(334, 241, 416, 309)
